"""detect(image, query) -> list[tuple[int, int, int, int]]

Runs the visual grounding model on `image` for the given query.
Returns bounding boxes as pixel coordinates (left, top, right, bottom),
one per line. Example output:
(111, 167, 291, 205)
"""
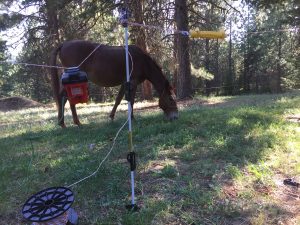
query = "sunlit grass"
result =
(0, 91, 299, 224)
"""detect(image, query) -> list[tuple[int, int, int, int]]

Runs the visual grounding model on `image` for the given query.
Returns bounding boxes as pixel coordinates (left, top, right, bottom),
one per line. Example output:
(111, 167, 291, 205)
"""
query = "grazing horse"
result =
(50, 40, 178, 127)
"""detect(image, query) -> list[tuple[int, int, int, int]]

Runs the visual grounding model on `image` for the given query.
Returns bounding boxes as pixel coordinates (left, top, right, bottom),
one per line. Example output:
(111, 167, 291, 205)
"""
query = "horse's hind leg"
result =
(58, 91, 67, 128)
(109, 84, 125, 120)
(70, 103, 81, 126)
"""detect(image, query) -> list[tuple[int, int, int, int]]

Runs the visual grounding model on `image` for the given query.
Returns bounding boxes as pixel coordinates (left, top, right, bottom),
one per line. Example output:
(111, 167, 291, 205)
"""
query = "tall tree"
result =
(131, 0, 153, 100)
(0, 39, 12, 97)
(175, 0, 192, 99)
(226, 19, 234, 95)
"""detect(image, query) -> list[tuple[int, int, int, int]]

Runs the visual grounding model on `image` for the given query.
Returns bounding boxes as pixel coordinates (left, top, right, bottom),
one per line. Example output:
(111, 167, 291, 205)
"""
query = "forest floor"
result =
(0, 92, 299, 225)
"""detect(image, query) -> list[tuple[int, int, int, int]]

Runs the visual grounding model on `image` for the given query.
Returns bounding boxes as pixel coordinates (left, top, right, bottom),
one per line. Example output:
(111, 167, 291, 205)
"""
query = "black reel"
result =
(22, 187, 74, 222)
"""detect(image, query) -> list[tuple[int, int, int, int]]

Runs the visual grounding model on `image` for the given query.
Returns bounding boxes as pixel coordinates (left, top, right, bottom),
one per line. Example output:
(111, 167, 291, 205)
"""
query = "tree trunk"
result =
(45, 0, 60, 46)
(215, 39, 220, 95)
(173, 33, 178, 92)
(205, 39, 211, 96)
(131, 0, 153, 100)
(243, 3, 250, 93)
(45, 1, 61, 102)
(175, 0, 192, 99)
(276, 24, 282, 92)
(227, 20, 233, 95)
(243, 37, 250, 92)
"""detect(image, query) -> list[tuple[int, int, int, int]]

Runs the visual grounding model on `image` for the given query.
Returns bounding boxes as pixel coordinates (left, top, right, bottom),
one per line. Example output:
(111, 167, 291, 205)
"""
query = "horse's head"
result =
(158, 81, 178, 121)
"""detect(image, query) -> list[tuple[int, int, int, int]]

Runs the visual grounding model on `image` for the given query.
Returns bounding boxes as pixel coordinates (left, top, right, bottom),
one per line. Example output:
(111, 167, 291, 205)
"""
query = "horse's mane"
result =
(146, 53, 163, 72)
(137, 48, 170, 89)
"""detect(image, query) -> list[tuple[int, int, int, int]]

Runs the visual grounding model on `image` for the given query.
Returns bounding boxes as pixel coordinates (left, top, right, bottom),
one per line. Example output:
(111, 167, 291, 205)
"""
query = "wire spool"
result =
(22, 187, 78, 225)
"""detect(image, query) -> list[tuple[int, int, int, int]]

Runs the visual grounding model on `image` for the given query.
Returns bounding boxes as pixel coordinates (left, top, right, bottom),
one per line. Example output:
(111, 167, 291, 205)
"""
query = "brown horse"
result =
(50, 40, 178, 127)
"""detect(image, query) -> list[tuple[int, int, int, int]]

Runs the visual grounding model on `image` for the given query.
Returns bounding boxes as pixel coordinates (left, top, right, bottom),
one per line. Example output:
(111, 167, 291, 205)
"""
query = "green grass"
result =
(0, 91, 299, 224)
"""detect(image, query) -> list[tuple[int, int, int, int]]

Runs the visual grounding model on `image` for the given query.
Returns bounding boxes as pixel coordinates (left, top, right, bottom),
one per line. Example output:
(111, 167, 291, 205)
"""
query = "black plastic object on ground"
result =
(22, 186, 77, 224)
(283, 178, 300, 187)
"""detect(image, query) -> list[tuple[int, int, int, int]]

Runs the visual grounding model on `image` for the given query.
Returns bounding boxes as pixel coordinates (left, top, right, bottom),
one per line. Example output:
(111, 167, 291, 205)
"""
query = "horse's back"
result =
(59, 40, 98, 67)
(59, 40, 147, 64)
(58, 40, 152, 86)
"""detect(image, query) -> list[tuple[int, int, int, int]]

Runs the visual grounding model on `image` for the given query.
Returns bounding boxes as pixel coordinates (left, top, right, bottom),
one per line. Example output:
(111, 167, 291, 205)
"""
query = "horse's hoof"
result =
(109, 114, 115, 121)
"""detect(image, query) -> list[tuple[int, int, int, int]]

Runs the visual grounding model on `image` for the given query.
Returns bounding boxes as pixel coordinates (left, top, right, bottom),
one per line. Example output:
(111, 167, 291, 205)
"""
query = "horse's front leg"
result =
(109, 84, 125, 120)
(58, 90, 67, 128)
(129, 83, 137, 120)
(70, 103, 81, 126)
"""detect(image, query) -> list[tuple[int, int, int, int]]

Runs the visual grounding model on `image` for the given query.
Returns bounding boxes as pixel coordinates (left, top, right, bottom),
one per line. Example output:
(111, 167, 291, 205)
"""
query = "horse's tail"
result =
(50, 43, 63, 106)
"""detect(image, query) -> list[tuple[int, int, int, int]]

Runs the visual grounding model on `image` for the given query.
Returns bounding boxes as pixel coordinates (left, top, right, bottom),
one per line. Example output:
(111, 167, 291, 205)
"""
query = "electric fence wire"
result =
(0, 41, 134, 72)
(0, 44, 102, 70)
(76, 44, 102, 68)
(0, 60, 67, 69)
(246, 28, 299, 34)
(11, 103, 132, 191)
(66, 117, 129, 188)
(128, 21, 299, 36)
(0, 42, 103, 70)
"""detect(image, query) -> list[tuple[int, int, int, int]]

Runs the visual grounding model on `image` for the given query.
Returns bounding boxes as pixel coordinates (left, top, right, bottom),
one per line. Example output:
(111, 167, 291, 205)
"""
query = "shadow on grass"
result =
(126, 95, 298, 224)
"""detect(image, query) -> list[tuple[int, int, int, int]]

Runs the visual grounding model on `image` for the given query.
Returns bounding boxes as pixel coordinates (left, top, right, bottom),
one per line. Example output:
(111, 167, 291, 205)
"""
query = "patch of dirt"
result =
(0, 96, 44, 112)
(221, 172, 300, 225)
(272, 173, 300, 224)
